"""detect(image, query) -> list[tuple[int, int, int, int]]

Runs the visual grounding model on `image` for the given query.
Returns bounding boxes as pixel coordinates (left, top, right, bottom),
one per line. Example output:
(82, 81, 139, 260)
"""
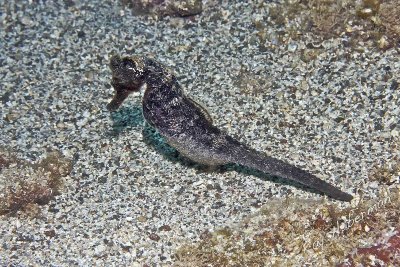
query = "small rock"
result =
(149, 233, 160, 241)
(159, 225, 172, 231)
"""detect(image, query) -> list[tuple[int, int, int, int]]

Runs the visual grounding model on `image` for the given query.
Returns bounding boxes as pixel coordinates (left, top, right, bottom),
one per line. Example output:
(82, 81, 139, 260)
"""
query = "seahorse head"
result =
(109, 54, 146, 92)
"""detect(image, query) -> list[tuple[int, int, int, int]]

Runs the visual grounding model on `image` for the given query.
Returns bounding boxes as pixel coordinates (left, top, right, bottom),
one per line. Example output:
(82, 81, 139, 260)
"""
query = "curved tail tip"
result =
(332, 191, 353, 202)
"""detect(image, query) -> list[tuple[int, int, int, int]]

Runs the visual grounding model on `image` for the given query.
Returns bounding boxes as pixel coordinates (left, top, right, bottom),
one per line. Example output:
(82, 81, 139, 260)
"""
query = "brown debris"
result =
(338, 228, 400, 266)
(174, 185, 400, 266)
(258, 0, 400, 50)
(0, 149, 73, 216)
(121, 0, 202, 17)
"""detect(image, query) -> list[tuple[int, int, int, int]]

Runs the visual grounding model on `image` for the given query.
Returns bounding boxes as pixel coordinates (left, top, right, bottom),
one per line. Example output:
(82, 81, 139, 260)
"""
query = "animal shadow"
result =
(108, 106, 327, 198)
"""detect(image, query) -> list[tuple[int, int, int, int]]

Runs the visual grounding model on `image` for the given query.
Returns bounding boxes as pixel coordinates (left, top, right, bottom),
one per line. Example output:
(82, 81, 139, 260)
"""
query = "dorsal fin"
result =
(187, 98, 213, 124)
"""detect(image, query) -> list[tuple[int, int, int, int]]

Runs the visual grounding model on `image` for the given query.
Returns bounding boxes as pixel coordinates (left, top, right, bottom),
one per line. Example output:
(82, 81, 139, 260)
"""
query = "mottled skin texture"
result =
(107, 54, 353, 202)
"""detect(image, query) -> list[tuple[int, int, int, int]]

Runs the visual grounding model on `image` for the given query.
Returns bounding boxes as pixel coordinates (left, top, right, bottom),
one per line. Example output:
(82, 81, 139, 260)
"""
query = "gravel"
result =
(0, 0, 399, 266)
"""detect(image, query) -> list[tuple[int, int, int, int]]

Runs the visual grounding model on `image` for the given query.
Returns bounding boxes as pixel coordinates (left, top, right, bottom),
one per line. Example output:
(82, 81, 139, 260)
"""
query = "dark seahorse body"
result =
(107, 54, 353, 202)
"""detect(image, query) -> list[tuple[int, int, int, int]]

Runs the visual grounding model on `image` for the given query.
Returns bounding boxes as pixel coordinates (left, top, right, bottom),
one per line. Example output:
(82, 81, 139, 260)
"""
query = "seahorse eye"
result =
(123, 59, 136, 70)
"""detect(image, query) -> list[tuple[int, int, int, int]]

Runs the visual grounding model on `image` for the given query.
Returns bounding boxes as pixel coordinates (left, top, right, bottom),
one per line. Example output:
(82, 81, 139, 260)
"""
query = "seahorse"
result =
(107, 54, 353, 202)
